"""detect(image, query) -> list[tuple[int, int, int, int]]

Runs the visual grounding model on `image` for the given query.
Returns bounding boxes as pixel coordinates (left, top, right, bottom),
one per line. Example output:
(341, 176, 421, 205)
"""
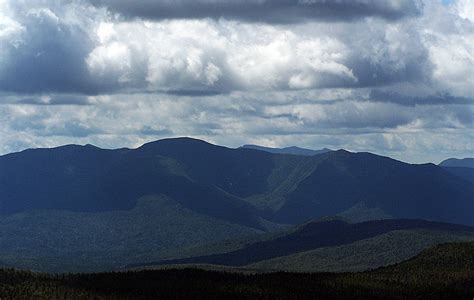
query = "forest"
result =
(1, 241, 473, 299)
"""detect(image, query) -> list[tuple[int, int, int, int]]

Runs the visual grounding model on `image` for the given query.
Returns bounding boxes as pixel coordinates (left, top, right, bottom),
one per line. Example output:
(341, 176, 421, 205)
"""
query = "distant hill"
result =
(240, 144, 332, 156)
(439, 157, 474, 168)
(439, 157, 474, 183)
(386, 240, 474, 271)
(248, 229, 474, 272)
(136, 219, 474, 270)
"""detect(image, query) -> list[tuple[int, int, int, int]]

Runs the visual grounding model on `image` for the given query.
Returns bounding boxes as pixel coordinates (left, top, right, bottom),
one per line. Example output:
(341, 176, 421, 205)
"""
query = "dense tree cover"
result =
(0, 195, 264, 273)
(249, 229, 474, 272)
(137, 219, 474, 268)
(1, 242, 473, 299)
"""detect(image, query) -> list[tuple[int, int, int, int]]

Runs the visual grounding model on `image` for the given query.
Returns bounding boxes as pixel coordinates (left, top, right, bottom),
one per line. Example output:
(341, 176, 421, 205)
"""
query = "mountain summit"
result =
(439, 157, 474, 168)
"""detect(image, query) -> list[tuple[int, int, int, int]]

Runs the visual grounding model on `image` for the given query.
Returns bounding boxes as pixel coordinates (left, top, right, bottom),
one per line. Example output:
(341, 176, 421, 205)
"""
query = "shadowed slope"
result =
(273, 151, 474, 225)
(133, 219, 474, 267)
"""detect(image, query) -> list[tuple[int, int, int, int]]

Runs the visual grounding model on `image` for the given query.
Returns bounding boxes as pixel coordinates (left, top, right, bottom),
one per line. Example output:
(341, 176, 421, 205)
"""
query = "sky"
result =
(0, 0, 472, 163)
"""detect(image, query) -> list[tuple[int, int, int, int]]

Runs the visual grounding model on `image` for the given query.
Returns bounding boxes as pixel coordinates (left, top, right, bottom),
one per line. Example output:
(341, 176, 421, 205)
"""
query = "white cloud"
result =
(456, 0, 474, 22)
(421, 0, 474, 96)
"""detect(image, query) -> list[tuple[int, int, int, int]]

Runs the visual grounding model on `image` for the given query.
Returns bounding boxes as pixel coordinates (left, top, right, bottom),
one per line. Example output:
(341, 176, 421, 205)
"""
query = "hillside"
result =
(1, 241, 473, 299)
(0, 140, 264, 229)
(268, 150, 474, 225)
(441, 166, 474, 184)
(248, 229, 474, 272)
(0, 195, 268, 273)
(137, 219, 474, 269)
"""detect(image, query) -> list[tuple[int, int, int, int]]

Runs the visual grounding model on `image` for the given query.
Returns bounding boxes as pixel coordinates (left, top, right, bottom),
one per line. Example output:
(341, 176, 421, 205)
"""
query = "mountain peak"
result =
(138, 137, 223, 152)
(439, 157, 474, 168)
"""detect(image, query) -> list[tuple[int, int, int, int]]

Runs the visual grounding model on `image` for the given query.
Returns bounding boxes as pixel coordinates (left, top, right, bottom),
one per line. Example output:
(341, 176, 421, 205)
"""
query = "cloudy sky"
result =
(0, 0, 472, 163)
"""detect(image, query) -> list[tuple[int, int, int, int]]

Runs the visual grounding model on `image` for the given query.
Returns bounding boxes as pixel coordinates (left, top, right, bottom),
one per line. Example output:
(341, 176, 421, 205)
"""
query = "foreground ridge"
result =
(1, 241, 473, 299)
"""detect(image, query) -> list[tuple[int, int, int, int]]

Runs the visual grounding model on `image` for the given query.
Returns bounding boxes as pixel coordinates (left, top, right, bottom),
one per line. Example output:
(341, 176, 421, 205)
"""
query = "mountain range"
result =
(0, 137, 473, 272)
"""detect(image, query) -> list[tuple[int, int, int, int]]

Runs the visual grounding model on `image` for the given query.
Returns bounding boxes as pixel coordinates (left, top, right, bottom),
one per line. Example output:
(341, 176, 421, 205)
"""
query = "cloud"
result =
(0, 0, 472, 165)
(0, 0, 470, 97)
(139, 126, 173, 136)
(88, 0, 422, 23)
(0, 2, 99, 94)
(17, 95, 92, 105)
(421, 0, 474, 96)
(1, 92, 472, 163)
(343, 19, 433, 87)
(84, 18, 433, 94)
(368, 90, 473, 106)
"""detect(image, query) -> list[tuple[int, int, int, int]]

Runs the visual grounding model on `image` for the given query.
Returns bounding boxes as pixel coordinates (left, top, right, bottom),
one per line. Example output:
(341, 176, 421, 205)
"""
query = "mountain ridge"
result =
(240, 144, 332, 156)
(1, 137, 473, 225)
(439, 157, 474, 168)
(133, 218, 474, 268)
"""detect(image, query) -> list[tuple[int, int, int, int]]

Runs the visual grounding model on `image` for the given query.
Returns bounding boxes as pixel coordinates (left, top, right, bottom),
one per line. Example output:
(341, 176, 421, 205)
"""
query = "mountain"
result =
(1, 138, 473, 226)
(439, 157, 474, 168)
(0, 140, 264, 229)
(240, 144, 332, 156)
(441, 166, 474, 184)
(136, 219, 474, 269)
(2, 241, 473, 299)
(0, 137, 473, 272)
(438, 158, 474, 184)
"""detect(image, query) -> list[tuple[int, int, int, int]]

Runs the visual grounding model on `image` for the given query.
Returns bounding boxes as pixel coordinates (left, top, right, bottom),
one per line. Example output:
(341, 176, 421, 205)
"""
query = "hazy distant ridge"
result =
(439, 157, 474, 168)
(240, 144, 332, 156)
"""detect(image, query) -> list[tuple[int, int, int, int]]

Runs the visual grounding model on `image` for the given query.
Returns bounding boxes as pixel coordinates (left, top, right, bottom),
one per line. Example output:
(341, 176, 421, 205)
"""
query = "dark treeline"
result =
(1, 242, 473, 299)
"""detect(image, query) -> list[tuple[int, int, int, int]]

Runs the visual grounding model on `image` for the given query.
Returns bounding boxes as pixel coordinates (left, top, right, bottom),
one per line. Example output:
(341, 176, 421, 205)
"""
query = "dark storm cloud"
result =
(369, 90, 474, 106)
(348, 55, 432, 87)
(340, 20, 434, 88)
(0, 7, 97, 95)
(165, 89, 226, 97)
(89, 0, 422, 23)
